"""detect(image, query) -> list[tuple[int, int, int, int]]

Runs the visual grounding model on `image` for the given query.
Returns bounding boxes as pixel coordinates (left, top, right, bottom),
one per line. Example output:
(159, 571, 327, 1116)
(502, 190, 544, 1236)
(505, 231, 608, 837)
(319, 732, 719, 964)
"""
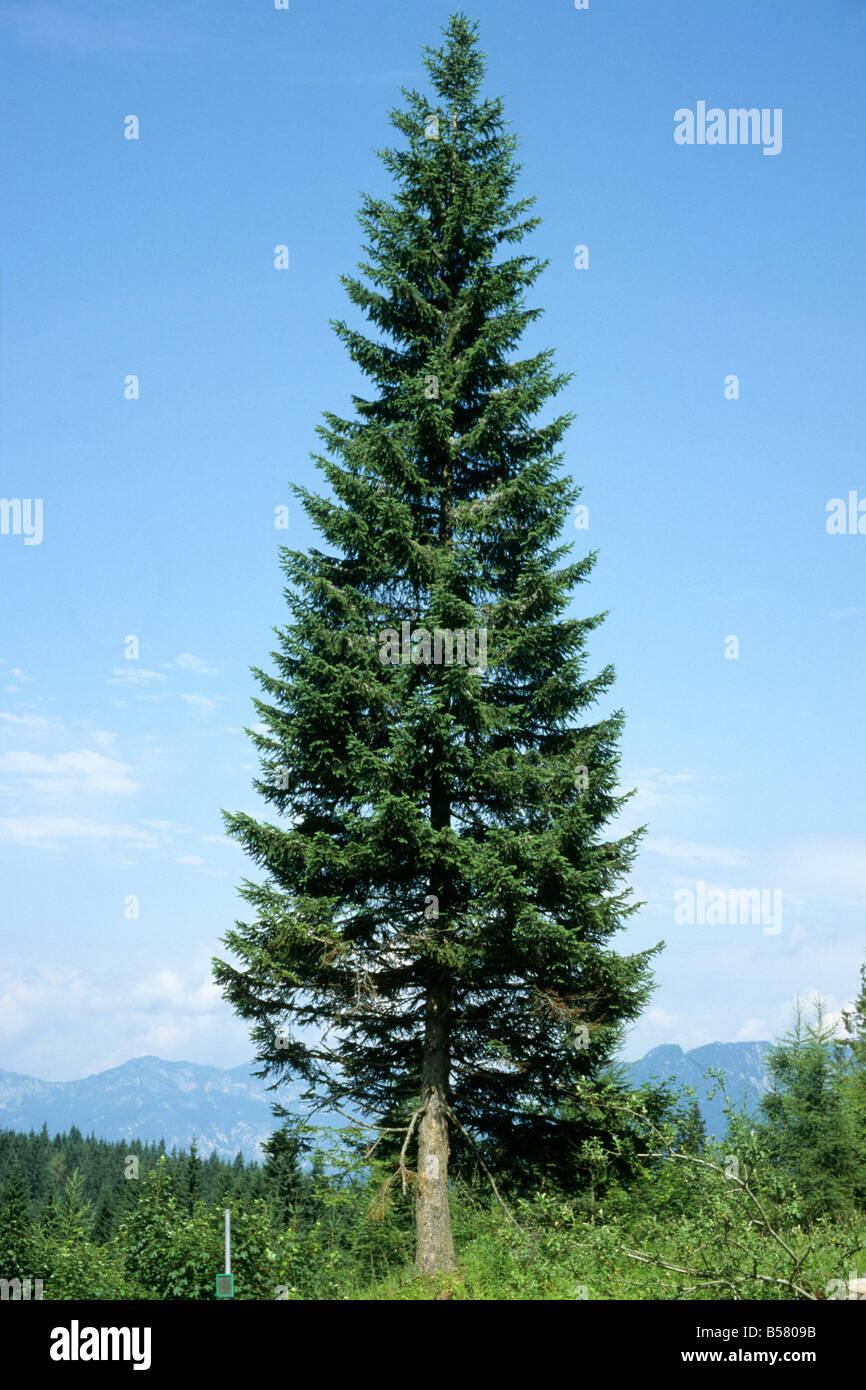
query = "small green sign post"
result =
(216, 1209, 234, 1298)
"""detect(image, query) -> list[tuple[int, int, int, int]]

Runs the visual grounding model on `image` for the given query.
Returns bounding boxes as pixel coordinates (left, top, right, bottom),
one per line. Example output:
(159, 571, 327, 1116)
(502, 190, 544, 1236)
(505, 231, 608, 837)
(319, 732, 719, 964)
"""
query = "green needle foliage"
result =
(841, 962, 866, 1171)
(751, 998, 865, 1219)
(0, 1161, 33, 1277)
(213, 12, 660, 1244)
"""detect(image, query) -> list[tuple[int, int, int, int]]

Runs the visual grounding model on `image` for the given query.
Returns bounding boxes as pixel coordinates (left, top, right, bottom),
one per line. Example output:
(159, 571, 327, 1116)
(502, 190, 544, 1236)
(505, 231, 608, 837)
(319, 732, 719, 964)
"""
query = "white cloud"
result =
(174, 851, 228, 878)
(0, 968, 107, 1040)
(0, 711, 58, 728)
(180, 694, 225, 713)
(734, 1017, 768, 1041)
(108, 667, 167, 686)
(0, 961, 228, 1064)
(128, 962, 230, 1055)
(141, 819, 189, 836)
(0, 748, 139, 796)
(140, 1016, 222, 1051)
(643, 837, 748, 868)
(88, 730, 117, 749)
(132, 969, 222, 1014)
(614, 767, 708, 826)
(168, 654, 219, 675)
(0, 976, 50, 1038)
(647, 1007, 680, 1028)
(0, 817, 156, 850)
(774, 839, 866, 904)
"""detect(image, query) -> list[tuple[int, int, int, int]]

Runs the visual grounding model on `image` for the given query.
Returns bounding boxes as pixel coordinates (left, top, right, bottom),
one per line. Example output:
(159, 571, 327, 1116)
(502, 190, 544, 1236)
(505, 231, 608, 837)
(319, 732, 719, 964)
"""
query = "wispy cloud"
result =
(141, 819, 189, 837)
(131, 966, 223, 1016)
(175, 852, 228, 878)
(774, 839, 866, 904)
(0, 960, 228, 1062)
(0, 1, 188, 58)
(0, 816, 157, 850)
(0, 749, 139, 796)
(180, 693, 226, 714)
(647, 1007, 680, 1028)
(643, 837, 748, 869)
(167, 653, 219, 676)
(0, 967, 105, 1040)
(108, 667, 167, 687)
(88, 731, 117, 749)
(618, 767, 707, 819)
(735, 1017, 768, 1041)
(0, 711, 59, 728)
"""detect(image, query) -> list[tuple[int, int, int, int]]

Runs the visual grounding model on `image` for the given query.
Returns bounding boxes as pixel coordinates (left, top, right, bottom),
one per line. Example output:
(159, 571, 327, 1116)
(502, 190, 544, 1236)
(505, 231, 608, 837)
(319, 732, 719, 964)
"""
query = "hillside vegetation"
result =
(2, 989, 865, 1301)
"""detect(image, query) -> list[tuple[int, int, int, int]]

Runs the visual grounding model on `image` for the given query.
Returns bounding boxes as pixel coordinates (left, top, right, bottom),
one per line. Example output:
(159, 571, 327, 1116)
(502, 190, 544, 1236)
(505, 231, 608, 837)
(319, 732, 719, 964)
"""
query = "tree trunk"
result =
(415, 983, 456, 1274)
(415, 91, 459, 1276)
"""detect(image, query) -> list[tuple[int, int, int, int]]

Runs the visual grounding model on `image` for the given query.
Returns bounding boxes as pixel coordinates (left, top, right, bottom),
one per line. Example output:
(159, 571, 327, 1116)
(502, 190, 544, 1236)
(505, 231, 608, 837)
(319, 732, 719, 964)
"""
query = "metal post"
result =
(225, 1209, 231, 1276)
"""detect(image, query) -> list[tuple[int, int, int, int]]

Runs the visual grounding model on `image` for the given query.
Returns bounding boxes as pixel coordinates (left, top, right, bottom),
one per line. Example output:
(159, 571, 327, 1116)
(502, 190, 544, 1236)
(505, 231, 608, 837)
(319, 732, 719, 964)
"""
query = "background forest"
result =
(2, 969, 865, 1300)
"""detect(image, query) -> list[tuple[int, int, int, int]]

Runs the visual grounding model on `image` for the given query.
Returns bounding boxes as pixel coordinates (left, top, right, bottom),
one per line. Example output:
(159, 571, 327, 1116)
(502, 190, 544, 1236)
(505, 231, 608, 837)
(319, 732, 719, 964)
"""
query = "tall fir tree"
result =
(214, 12, 659, 1273)
(842, 963, 866, 1078)
(840, 961, 866, 1204)
(757, 997, 863, 1218)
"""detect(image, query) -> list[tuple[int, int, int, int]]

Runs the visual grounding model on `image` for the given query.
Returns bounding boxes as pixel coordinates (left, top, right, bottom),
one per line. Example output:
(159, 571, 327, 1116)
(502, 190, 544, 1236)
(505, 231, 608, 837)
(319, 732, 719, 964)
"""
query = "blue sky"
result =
(1, 0, 864, 1083)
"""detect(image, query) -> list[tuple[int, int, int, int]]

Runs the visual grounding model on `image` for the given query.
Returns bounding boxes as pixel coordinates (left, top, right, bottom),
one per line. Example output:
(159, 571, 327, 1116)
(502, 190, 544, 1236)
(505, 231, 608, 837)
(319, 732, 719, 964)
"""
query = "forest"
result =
(2, 976, 865, 1300)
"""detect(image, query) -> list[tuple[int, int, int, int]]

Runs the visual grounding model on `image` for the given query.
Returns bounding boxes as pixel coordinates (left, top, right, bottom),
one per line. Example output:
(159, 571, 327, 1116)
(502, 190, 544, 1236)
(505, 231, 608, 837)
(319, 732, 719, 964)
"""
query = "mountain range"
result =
(0, 1056, 293, 1162)
(0, 1042, 774, 1161)
(627, 1041, 773, 1140)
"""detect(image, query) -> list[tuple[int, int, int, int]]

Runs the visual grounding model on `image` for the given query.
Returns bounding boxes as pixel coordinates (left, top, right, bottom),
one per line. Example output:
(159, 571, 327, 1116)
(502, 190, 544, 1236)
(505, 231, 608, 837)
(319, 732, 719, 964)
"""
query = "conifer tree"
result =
(842, 964, 866, 1058)
(758, 998, 863, 1218)
(262, 1123, 307, 1229)
(92, 1191, 115, 1245)
(0, 1162, 33, 1277)
(185, 1134, 202, 1214)
(214, 12, 658, 1274)
(842, 964, 866, 1099)
(52, 1167, 93, 1244)
(840, 962, 866, 1204)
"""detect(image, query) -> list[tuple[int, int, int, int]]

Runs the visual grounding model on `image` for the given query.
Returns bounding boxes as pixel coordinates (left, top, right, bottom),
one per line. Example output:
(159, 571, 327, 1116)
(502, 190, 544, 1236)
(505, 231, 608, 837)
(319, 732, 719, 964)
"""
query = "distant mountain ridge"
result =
(0, 1056, 288, 1161)
(626, 1041, 773, 1139)
(0, 1042, 774, 1159)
